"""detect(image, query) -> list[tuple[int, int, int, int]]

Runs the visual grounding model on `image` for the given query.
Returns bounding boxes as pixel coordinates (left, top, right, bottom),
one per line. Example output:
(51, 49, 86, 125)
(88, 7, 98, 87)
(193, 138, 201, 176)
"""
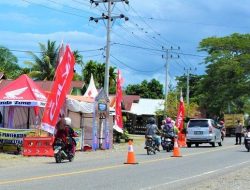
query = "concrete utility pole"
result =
(90, 0, 129, 95)
(184, 67, 196, 116)
(162, 46, 179, 116)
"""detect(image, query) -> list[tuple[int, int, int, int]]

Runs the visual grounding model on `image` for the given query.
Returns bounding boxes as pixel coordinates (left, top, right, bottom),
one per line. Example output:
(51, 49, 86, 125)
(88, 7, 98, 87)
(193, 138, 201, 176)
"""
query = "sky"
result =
(0, 0, 250, 89)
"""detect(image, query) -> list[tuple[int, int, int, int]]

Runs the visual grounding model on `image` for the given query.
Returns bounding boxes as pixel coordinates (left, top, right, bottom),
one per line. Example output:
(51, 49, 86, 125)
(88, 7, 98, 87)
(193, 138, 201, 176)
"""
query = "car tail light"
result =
(209, 126, 213, 133)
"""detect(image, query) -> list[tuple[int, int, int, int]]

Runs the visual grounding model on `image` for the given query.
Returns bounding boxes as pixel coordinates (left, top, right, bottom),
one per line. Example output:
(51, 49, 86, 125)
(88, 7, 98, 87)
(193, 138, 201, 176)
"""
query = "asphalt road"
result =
(0, 137, 249, 190)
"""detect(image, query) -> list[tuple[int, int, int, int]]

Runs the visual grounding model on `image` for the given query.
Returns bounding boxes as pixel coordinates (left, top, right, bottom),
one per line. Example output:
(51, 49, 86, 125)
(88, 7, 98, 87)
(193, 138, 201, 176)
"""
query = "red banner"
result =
(114, 70, 123, 132)
(176, 93, 185, 131)
(41, 45, 75, 134)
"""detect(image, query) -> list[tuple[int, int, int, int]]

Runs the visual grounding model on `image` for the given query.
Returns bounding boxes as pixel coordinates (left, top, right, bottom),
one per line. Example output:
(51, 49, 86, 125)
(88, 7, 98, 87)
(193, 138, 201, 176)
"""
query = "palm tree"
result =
(25, 40, 59, 80)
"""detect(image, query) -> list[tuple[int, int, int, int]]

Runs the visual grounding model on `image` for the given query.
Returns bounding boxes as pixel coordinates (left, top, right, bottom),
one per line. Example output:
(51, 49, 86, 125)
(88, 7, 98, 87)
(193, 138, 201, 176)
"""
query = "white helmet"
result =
(64, 117, 71, 126)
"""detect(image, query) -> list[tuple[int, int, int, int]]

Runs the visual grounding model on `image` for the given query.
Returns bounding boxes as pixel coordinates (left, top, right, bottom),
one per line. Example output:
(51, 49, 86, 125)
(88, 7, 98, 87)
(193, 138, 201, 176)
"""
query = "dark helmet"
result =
(147, 117, 156, 124)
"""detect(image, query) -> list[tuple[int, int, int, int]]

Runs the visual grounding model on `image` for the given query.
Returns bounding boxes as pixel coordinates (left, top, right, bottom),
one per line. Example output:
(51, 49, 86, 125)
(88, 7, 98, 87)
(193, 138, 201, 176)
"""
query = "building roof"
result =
(0, 80, 84, 95)
(109, 95, 140, 111)
(129, 98, 164, 116)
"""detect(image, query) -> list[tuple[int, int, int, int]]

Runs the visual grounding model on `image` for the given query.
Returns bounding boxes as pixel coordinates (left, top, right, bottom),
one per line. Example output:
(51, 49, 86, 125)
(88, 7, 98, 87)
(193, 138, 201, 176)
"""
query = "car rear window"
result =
(188, 120, 209, 128)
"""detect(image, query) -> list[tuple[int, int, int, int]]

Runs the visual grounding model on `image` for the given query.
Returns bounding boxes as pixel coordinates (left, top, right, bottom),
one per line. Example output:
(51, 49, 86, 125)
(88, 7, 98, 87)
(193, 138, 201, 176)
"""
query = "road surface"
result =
(0, 137, 249, 190)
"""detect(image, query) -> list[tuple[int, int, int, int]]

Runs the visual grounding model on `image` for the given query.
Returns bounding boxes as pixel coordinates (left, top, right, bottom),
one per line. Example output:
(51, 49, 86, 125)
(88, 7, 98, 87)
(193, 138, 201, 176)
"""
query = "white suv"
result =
(186, 119, 222, 147)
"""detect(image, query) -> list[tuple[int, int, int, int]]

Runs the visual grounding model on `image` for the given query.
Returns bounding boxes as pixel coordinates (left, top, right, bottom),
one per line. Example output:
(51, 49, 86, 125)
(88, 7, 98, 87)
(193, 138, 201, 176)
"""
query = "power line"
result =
(128, 5, 178, 47)
(22, 0, 89, 18)
(113, 42, 207, 58)
(110, 54, 164, 73)
(7, 47, 104, 53)
(138, 16, 250, 30)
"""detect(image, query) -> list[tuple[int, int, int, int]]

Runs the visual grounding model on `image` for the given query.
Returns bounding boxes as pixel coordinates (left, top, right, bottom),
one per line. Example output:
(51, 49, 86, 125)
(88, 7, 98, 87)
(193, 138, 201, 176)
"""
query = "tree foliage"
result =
(0, 46, 23, 79)
(82, 60, 117, 94)
(198, 33, 250, 116)
(175, 74, 203, 104)
(125, 79, 164, 99)
(25, 40, 84, 81)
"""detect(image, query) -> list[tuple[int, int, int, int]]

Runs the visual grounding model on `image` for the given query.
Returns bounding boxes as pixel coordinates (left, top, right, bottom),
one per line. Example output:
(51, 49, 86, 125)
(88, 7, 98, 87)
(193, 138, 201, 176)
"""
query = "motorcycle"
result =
(244, 132, 250, 152)
(161, 132, 175, 152)
(145, 135, 158, 155)
(53, 138, 75, 163)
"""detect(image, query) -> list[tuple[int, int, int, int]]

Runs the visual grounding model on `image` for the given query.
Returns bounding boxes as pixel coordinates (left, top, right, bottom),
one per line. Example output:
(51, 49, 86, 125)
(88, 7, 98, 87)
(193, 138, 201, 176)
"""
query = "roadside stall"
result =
(0, 74, 47, 153)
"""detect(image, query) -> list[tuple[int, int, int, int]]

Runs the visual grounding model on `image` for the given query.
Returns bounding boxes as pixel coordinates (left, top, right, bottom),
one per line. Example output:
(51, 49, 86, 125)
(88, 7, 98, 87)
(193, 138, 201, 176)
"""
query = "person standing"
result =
(235, 120, 243, 145)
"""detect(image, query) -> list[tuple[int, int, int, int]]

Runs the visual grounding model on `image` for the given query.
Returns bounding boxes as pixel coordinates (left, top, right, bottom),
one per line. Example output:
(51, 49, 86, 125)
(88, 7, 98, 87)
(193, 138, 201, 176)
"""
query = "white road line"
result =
(140, 160, 250, 190)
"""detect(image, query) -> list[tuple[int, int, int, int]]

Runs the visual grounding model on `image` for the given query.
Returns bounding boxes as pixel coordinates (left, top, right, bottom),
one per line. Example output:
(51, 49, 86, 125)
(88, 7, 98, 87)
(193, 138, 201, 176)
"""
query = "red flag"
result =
(114, 70, 123, 132)
(41, 45, 75, 134)
(176, 92, 185, 131)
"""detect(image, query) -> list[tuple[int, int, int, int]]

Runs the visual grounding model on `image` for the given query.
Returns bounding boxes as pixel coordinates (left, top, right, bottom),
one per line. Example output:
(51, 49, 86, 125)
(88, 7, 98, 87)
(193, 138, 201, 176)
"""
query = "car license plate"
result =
(194, 131, 203, 135)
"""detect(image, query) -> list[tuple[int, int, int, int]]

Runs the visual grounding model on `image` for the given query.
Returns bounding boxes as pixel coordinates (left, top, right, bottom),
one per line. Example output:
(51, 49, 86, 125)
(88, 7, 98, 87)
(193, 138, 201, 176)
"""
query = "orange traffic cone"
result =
(171, 137, 182, 157)
(124, 139, 138, 164)
(178, 133, 187, 148)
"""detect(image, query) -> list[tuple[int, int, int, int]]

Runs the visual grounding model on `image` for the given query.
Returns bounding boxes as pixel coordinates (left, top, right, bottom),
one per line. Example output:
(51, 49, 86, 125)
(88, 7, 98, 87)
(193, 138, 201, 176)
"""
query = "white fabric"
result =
(113, 124, 123, 133)
(66, 98, 94, 113)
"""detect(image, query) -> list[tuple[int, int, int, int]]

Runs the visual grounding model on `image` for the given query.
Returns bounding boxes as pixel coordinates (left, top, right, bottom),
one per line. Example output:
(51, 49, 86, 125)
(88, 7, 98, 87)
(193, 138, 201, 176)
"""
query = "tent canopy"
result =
(0, 74, 47, 107)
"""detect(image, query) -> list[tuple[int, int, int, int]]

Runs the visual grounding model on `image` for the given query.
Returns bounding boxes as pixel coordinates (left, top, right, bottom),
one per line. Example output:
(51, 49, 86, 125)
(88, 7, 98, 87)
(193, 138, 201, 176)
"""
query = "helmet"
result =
(147, 117, 155, 124)
(219, 121, 224, 125)
(166, 117, 172, 123)
(64, 117, 72, 127)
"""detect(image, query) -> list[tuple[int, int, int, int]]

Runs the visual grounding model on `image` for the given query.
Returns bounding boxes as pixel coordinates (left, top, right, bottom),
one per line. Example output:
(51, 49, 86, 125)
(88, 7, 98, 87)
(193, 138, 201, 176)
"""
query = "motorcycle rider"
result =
(54, 117, 77, 156)
(163, 117, 174, 135)
(145, 117, 161, 151)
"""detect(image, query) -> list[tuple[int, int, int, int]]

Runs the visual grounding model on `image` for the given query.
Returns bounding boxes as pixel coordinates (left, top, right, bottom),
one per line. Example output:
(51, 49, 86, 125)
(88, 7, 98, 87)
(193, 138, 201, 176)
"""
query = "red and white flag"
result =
(41, 45, 75, 134)
(113, 70, 123, 133)
(176, 91, 185, 131)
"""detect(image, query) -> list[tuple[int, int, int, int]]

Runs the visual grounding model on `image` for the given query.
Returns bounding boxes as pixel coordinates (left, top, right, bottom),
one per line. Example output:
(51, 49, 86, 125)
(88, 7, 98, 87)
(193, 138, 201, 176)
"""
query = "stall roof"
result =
(0, 74, 47, 107)
(129, 98, 164, 116)
(0, 80, 84, 95)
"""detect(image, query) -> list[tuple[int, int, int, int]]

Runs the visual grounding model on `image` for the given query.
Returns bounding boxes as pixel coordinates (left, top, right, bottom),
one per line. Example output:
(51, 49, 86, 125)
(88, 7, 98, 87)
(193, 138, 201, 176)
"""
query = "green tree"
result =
(0, 46, 23, 79)
(25, 40, 59, 80)
(125, 79, 164, 99)
(176, 74, 203, 104)
(198, 33, 250, 116)
(26, 41, 84, 81)
(82, 60, 117, 94)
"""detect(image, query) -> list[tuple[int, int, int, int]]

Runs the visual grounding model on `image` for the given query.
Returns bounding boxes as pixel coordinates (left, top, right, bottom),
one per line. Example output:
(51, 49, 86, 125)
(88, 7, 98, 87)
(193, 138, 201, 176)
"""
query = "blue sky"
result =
(0, 0, 249, 88)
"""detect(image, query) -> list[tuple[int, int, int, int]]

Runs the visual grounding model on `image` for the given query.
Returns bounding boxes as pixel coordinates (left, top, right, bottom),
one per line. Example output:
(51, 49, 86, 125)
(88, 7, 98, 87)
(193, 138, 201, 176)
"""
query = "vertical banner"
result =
(105, 118, 110, 149)
(113, 70, 123, 132)
(176, 91, 186, 147)
(176, 92, 185, 131)
(92, 102, 98, 151)
(41, 45, 75, 134)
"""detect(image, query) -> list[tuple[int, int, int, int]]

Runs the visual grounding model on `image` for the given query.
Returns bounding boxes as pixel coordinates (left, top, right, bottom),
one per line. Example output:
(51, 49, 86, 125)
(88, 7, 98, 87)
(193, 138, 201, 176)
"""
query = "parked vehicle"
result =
(53, 138, 75, 163)
(161, 132, 175, 152)
(186, 119, 222, 147)
(244, 132, 250, 152)
(224, 114, 244, 136)
(145, 135, 158, 155)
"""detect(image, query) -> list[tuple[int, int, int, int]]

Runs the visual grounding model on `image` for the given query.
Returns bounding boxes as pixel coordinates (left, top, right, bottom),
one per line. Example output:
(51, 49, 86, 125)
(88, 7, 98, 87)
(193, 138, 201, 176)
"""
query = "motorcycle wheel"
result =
(147, 148, 150, 155)
(55, 153, 62, 163)
(68, 153, 74, 162)
(248, 148, 250, 152)
(166, 146, 170, 152)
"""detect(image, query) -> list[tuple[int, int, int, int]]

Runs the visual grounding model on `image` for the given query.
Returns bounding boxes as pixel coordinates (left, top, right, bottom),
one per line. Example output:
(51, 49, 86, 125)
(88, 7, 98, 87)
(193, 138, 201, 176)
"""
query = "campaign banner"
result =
(41, 45, 75, 134)
(73, 128, 82, 151)
(0, 128, 36, 145)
